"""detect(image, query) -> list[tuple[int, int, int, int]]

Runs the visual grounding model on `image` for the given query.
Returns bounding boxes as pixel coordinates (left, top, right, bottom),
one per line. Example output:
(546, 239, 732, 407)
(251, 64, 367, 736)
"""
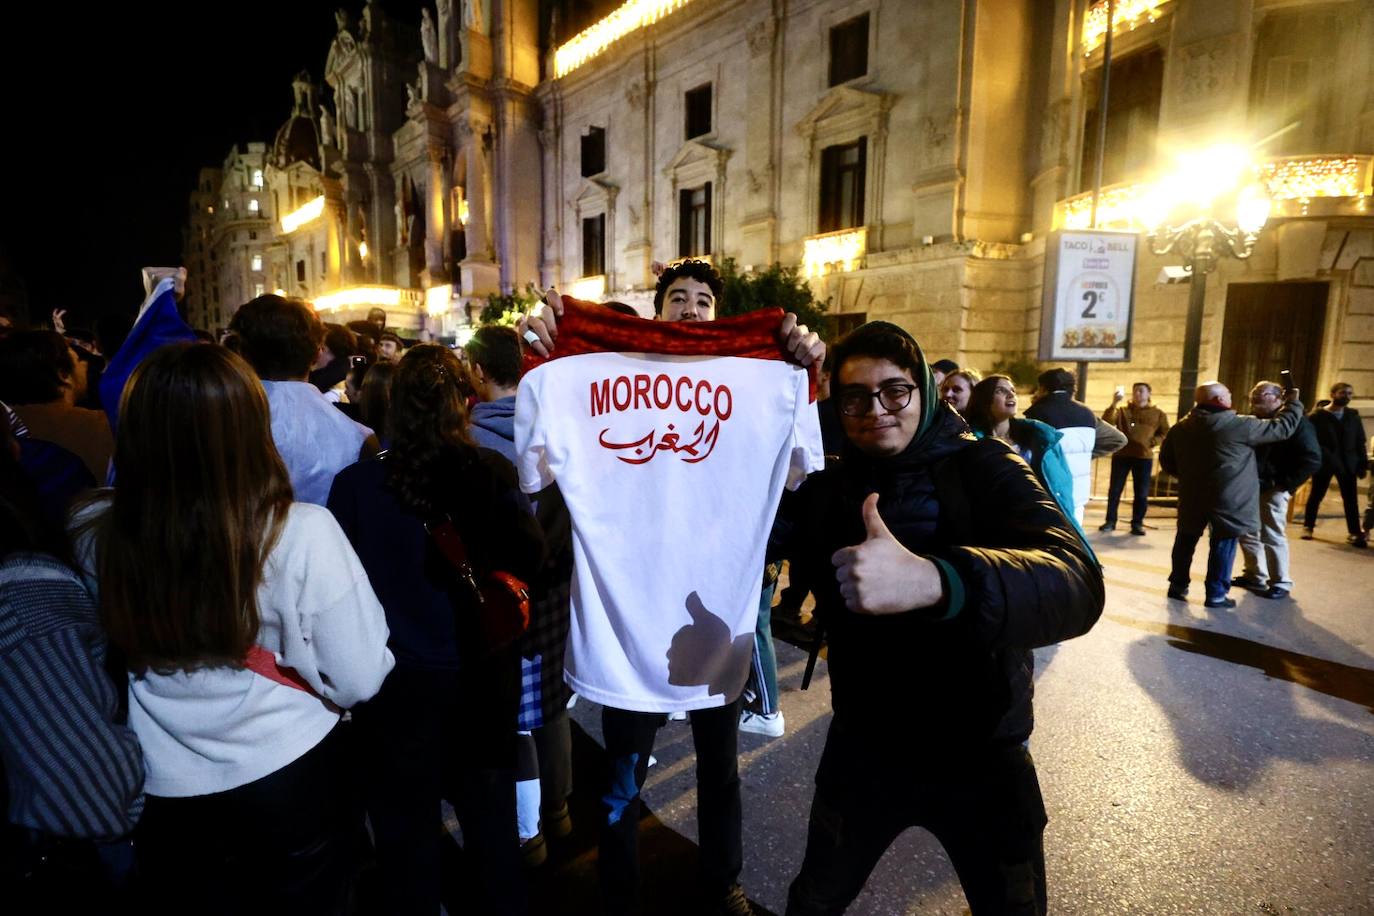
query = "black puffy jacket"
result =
(771, 403, 1104, 754)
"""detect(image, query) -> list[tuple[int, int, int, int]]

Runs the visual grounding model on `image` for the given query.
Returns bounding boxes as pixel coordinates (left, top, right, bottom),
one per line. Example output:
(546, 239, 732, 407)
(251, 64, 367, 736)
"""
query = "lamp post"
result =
(1142, 157, 1272, 420)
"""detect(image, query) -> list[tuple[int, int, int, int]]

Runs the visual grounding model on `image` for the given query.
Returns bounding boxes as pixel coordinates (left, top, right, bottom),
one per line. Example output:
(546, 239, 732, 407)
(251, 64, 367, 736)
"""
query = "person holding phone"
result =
(1160, 382, 1303, 607)
(1100, 382, 1169, 535)
(1235, 380, 1321, 597)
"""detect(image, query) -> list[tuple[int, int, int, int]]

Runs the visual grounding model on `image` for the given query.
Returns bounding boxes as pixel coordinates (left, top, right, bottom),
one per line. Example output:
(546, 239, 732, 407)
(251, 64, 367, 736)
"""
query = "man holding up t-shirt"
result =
(519, 260, 823, 916)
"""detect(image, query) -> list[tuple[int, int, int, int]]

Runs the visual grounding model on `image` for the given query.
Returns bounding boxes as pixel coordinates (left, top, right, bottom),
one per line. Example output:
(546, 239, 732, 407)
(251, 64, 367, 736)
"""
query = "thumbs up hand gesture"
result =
(830, 493, 944, 615)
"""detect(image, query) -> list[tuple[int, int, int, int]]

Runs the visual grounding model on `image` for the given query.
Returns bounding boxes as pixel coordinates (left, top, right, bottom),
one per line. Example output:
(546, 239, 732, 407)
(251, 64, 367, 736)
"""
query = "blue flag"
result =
(98, 278, 198, 436)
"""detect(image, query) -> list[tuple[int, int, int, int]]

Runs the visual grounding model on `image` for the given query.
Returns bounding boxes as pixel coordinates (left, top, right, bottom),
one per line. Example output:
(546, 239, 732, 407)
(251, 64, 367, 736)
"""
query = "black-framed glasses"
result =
(837, 383, 918, 417)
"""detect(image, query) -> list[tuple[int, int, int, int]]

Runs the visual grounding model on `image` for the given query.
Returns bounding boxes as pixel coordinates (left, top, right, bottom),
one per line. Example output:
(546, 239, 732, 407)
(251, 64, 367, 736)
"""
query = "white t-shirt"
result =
(514, 302, 823, 713)
(76, 502, 395, 797)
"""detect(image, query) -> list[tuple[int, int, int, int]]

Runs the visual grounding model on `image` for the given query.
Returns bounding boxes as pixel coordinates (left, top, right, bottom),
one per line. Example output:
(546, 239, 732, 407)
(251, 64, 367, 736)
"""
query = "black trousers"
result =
(1303, 469, 1362, 535)
(1104, 457, 1152, 527)
(598, 697, 744, 915)
(787, 720, 1047, 916)
(135, 723, 357, 916)
(353, 658, 525, 916)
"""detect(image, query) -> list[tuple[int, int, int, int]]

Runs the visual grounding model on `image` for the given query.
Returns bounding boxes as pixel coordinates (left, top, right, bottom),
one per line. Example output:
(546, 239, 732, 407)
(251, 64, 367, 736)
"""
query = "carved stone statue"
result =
(420, 8, 438, 64)
(319, 106, 336, 147)
(463, 0, 483, 33)
(343, 89, 356, 129)
(406, 81, 420, 110)
(335, 8, 350, 32)
(395, 196, 407, 245)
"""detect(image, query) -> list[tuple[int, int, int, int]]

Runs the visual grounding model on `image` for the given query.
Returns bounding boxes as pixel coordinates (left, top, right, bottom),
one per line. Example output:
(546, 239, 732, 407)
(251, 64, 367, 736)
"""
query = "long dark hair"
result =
(90, 343, 293, 675)
(385, 345, 478, 518)
(357, 361, 397, 439)
(965, 374, 1016, 435)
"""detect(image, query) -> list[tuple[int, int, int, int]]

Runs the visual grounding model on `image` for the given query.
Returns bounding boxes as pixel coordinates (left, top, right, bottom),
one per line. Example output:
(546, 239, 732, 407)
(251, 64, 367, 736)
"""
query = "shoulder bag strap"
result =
(243, 644, 320, 696)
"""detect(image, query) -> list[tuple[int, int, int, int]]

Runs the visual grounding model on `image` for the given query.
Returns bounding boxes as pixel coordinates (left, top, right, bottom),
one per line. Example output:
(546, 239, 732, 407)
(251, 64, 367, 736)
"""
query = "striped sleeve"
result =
(0, 577, 145, 840)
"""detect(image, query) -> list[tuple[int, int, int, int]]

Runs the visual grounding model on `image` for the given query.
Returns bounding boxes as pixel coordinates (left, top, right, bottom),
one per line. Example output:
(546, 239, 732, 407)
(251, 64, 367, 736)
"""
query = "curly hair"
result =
(652, 259, 723, 315)
(384, 345, 478, 518)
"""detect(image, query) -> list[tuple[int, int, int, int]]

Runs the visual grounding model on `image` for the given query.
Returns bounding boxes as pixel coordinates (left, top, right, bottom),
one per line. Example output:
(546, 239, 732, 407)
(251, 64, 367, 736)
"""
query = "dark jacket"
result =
(326, 446, 542, 669)
(1308, 407, 1368, 477)
(1255, 415, 1322, 494)
(1159, 400, 1303, 537)
(770, 403, 1104, 756)
(464, 394, 575, 722)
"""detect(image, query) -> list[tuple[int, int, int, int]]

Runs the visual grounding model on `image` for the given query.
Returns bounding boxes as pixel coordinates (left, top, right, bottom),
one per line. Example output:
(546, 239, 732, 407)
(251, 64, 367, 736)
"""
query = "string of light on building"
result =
(1082, 0, 1171, 54)
(555, 0, 696, 78)
(280, 195, 326, 234)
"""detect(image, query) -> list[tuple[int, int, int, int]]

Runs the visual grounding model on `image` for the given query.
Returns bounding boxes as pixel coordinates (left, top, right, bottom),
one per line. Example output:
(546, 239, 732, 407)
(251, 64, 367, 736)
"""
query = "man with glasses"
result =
(771, 321, 1103, 916)
(1236, 381, 1321, 598)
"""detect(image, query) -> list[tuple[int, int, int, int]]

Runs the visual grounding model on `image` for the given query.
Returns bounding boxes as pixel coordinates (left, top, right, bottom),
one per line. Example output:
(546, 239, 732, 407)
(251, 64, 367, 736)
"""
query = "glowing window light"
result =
(1261, 156, 1370, 201)
(565, 275, 607, 301)
(555, 0, 695, 78)
(1082, 0, 1170, 55)
(425, 284, 453, 316)
(313, 286, 406, 313)
(802, 228, 866, 278)
(281, 195, 326, 234)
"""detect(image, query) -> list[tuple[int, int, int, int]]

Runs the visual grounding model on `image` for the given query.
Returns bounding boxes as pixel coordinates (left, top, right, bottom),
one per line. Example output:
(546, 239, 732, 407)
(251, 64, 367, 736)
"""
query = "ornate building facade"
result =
(537, 0, 1373, 421)
(186, 0, 1373, 465)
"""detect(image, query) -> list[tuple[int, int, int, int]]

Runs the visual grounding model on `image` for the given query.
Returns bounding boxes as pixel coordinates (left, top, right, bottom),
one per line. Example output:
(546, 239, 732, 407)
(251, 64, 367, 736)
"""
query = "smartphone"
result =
(1279, 369, 1293, 391)
(348, 355, 368, 368)
(1115, 385, 1125, 398)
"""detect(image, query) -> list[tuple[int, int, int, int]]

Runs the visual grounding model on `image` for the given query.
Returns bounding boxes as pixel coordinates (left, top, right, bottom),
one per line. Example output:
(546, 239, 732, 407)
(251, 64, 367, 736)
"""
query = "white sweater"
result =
(80, 502, 394, 797)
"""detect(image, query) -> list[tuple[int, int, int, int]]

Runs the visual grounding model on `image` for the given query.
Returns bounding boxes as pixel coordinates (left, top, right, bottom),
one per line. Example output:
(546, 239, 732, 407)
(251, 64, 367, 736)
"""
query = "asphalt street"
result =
(549, 502, 1374, 915)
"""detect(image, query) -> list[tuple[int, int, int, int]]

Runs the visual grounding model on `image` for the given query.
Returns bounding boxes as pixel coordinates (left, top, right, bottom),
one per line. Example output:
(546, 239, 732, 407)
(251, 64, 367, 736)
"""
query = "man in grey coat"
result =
(1159, 381, 1303, 608)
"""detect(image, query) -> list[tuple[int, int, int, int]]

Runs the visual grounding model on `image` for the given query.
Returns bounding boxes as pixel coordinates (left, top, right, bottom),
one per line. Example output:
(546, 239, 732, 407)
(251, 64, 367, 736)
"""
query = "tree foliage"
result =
(713, 258, 832, 338)
(478, 283, 542, 327)
(991, 353, 1042, 389)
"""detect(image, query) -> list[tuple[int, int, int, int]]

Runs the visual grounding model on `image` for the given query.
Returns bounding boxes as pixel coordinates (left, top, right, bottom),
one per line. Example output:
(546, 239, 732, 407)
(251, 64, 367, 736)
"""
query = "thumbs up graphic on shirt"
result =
(830, 493, 944, 615)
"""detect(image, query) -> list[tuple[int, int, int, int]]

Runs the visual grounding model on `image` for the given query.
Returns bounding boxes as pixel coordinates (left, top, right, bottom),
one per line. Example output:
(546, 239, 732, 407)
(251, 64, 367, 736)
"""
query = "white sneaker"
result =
(738, 709, 785, 738)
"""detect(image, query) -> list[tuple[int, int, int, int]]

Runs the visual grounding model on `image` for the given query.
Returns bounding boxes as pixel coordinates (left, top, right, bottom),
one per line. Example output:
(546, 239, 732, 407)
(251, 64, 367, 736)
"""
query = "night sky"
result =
(0, 0, 429, 330)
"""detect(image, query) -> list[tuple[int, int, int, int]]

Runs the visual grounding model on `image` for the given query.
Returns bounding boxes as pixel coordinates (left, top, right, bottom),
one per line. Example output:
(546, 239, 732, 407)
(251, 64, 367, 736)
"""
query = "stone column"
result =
(426, 148, 446, 280)
(740, 11, 778, 267)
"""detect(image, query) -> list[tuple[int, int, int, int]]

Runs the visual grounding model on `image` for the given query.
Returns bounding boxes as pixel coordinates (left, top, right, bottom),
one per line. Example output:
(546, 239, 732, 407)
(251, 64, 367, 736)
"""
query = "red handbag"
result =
(426, 517, 531, 650)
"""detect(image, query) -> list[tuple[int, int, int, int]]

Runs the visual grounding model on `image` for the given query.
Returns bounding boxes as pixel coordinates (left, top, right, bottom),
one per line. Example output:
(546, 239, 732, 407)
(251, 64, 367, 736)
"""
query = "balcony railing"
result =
(802, 227, 867, 279)
(565, 275, 607, 301)
(1054, 154, 1374, 231)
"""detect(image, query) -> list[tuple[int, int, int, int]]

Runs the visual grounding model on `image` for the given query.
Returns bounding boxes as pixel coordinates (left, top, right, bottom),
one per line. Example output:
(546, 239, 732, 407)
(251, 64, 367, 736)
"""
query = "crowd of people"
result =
(0, 255, 1368, 916)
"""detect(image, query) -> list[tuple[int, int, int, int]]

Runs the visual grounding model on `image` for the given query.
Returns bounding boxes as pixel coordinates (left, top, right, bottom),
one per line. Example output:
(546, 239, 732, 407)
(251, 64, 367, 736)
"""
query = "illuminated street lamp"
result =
(1139, 145, 1273, 419)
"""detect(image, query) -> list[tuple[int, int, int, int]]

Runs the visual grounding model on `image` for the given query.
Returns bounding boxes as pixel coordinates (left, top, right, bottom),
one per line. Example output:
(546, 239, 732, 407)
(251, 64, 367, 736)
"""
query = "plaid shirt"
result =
(517, 487, 574, 729)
